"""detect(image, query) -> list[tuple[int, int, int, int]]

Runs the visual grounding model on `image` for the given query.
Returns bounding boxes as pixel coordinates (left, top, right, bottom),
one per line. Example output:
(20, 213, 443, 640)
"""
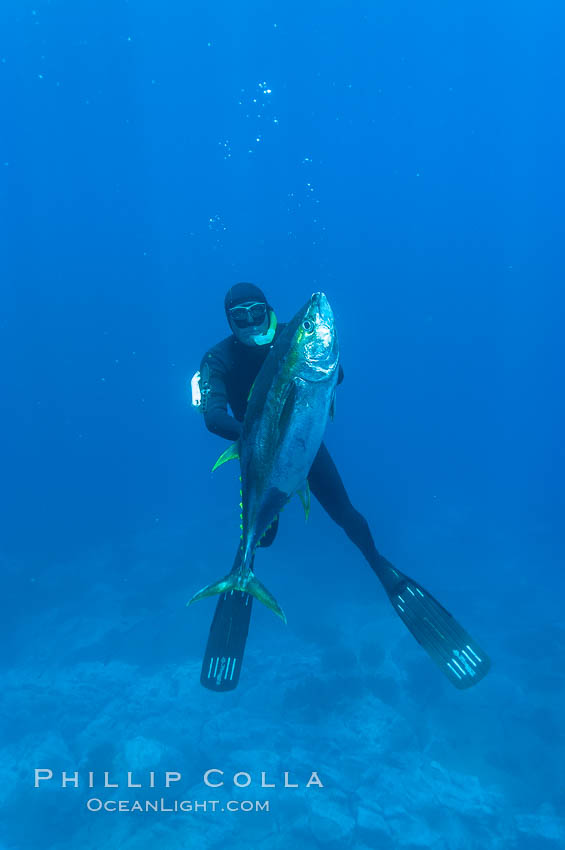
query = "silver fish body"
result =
(189, 292, 339, 622)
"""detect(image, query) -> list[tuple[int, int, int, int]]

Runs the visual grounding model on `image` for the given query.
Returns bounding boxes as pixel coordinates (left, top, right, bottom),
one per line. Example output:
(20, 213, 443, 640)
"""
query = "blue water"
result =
(1, 1, 564, 848)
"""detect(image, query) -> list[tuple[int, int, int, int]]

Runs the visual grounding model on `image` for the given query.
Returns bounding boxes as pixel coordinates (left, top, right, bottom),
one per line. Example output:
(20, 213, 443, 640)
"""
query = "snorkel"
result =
(251, 308, 277, 345)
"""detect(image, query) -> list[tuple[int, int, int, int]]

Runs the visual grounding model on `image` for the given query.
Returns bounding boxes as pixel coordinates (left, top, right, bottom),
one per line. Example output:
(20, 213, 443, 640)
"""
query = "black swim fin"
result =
(200, 590, 253, 691)
(375, 559, 491, 689)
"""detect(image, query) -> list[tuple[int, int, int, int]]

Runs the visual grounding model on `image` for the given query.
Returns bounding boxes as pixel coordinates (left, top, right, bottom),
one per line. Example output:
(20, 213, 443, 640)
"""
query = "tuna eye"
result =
(302, 320, 313, 332)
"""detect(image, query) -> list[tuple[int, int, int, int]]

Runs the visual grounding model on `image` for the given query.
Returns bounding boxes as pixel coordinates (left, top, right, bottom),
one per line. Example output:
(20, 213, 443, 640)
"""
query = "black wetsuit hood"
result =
(224, 282, 270, 322)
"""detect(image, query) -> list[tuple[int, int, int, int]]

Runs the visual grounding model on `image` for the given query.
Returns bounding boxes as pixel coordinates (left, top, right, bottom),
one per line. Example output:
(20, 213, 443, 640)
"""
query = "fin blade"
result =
(200, 591, 253, 692)
(385, 577, 491, 689)
(212, 441, 240, 472)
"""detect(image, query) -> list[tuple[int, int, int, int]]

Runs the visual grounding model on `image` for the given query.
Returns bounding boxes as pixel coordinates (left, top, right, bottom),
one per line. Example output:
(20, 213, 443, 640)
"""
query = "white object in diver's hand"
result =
(190, 371, 202, 409)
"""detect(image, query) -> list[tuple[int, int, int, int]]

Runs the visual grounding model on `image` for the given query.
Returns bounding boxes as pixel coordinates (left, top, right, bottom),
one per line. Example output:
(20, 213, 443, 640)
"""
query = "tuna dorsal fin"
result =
(212, 441, 240, 472)
(297, 481, 310, 521)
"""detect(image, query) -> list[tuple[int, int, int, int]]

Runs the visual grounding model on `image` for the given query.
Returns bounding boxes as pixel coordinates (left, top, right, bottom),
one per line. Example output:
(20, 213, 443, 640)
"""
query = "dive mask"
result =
(228, 301, 268, 328)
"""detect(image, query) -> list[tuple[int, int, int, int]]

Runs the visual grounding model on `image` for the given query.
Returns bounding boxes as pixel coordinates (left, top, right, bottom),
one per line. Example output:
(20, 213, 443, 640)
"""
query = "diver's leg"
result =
(307, 444, 492, 689)
(308, 442, 391, 576)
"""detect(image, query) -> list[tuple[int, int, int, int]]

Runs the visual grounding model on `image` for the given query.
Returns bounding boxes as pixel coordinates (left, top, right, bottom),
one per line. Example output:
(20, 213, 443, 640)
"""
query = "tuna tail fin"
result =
(188, 571, 287, 625)
(243, 573, 287, 624)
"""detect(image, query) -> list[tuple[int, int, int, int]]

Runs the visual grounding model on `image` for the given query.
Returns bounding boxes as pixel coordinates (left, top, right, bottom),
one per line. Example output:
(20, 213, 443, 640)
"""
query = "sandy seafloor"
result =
(3, 507, 564, 850)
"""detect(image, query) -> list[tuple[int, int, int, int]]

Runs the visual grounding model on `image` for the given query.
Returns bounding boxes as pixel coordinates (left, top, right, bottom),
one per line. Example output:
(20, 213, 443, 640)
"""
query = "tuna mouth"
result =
(309, 291, 332, 323)
(302, 292, 338, 378)
(306, 295, 335, 339)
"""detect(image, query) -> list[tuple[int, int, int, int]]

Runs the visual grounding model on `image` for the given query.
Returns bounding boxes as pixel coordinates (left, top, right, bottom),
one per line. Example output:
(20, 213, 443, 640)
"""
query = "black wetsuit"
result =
(199, 324, 385, 574)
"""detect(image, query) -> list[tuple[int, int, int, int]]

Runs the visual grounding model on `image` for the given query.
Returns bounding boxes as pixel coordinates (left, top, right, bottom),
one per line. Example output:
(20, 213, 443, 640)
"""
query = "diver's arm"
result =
(200, 353, 242, 441)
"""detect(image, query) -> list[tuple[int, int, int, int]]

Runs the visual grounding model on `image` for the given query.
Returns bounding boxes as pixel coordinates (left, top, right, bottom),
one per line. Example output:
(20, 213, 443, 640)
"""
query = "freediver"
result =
(196, 281, 384, 574)
(191, 282, 491, 692)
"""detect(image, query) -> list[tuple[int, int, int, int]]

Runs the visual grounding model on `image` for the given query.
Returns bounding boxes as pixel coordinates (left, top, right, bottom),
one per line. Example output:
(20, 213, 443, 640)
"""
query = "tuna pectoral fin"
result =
(188, 572, 287, 625)
(212, 441, 240, 472)
(297, 482, 310, 521)
(329, 388, 336, 421)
